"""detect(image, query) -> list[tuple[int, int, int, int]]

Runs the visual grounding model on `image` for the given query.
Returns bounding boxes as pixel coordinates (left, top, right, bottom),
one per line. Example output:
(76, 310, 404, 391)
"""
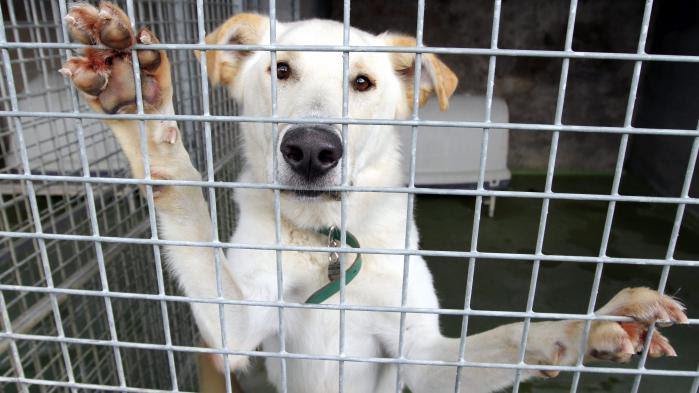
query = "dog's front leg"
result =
(404, 287, 687, 393)
(61, 2, 275, 372)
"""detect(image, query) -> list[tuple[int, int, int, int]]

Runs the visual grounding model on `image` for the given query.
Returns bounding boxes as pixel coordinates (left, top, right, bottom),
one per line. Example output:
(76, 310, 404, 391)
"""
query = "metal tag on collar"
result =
(306, 226, 363, 304)
(327, 225, 341, 282)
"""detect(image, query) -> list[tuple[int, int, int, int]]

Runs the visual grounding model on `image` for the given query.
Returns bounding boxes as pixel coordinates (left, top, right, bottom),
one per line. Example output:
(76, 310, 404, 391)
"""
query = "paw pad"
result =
(60, 2, 170, 115)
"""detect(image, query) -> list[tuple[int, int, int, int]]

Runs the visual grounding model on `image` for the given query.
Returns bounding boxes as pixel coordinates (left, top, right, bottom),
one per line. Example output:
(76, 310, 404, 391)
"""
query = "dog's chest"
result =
(281, 228, 341, 301)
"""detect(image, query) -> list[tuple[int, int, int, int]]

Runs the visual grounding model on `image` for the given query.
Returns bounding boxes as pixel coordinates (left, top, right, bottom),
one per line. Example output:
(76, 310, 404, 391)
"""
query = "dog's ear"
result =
(194, 13, 269, 87)
(382, 33, 458, 113)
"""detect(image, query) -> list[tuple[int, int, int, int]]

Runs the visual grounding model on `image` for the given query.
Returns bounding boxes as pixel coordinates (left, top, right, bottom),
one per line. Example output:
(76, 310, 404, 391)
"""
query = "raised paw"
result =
(60, 1, 171, 115)
(587, 287, 687, 363)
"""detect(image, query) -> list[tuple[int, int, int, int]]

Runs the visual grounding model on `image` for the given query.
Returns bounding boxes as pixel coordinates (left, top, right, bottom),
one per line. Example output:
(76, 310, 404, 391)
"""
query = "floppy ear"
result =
(194, 13, 269, 87)
(381, 33, 458, 113)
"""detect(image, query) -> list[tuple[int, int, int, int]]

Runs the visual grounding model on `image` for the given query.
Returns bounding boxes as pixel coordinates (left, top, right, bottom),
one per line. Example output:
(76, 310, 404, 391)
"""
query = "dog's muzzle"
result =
(280, 124, 343, 182)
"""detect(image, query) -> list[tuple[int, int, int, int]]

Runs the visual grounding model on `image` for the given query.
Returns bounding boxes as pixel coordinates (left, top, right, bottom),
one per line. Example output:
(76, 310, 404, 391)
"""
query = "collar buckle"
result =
(327, 225, 341, 281)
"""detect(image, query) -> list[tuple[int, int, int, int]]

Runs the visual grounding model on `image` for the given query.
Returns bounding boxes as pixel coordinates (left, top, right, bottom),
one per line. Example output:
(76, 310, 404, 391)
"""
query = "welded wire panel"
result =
(0, 1, 698, 393)
(0, 0, 255, 391)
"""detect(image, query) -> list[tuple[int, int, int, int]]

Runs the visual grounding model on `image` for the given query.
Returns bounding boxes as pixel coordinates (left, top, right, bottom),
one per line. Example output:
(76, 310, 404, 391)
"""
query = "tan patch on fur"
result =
(194, 13, 268, 86)
(383, 34, 458, 112)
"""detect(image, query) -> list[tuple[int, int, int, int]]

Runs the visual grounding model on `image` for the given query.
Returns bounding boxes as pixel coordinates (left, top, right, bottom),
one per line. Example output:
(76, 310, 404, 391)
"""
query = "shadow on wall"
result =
(321, 0, 665, 173)
(627, 0, 699, 217)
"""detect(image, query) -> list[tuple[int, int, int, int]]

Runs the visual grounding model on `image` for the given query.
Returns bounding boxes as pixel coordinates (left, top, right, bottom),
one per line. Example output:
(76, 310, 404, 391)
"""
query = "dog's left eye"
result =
(352, 75, 373, 92)
(276, 62, 291, 80)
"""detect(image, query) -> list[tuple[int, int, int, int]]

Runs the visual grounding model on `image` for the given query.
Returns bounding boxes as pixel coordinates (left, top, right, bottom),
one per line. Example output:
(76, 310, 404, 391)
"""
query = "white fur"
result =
(157, 19, 575, 392)
(80, 15, 684, 393)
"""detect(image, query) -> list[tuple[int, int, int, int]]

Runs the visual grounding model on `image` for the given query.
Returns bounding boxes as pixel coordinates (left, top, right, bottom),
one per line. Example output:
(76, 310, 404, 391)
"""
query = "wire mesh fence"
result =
(0, 0, 697, 393)
(0, 0, 288, 391)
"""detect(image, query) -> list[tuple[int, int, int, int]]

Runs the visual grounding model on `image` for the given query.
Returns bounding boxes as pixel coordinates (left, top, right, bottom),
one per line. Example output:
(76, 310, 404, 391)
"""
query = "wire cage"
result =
(1, 0, 698, 393)
(0, 1, 299, 391)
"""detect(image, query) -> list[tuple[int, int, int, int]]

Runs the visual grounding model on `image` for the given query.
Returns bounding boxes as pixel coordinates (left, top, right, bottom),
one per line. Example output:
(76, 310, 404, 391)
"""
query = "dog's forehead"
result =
(275, 20, 391, 71)
(278, 19, 379, 46)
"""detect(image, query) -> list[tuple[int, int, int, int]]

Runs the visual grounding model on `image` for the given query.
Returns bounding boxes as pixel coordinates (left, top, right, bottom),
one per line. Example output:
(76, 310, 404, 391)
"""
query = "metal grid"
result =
(0, 1, 697, 393)
(0, 0, 279, 391)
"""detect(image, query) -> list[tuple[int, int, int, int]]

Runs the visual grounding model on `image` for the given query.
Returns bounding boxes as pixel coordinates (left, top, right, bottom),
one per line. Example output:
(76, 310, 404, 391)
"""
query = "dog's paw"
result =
(60, 1, 171, 115)
(587, 287, 687, 362)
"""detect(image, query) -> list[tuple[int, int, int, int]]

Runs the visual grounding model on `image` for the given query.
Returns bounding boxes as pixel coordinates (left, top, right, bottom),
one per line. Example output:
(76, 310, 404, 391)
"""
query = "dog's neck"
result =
(234, 167, 409, 246)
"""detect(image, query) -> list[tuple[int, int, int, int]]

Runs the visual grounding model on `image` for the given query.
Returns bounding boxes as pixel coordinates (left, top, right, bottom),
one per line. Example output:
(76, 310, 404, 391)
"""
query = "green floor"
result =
(420, 174, 699, 392)
(240, 173, 698, 392)
(6, 174, 696, 391)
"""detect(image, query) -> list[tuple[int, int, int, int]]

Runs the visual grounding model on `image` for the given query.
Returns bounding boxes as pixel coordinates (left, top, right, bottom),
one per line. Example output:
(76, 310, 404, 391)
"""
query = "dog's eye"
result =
(276, 62, 291, 80)
(352, 75, 373, 92)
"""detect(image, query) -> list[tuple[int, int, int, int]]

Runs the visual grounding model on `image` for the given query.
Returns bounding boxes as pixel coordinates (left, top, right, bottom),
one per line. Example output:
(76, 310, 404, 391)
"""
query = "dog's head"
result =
(197, 14, 457, 225)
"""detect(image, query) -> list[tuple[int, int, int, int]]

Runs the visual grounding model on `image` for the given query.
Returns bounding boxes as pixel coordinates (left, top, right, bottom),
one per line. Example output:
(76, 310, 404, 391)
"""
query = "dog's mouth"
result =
(283, 189, 341, 201)
(294, 189, 324, 198)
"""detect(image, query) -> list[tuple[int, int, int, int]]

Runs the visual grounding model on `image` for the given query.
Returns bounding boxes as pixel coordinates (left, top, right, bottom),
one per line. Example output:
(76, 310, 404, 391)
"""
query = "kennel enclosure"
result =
(0, 1, 301, 391)
(1, 1, 698, 393)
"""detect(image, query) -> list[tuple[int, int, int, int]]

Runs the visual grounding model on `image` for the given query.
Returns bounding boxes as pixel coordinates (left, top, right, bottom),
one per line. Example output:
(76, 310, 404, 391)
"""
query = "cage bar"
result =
(1, 1, 697, 392)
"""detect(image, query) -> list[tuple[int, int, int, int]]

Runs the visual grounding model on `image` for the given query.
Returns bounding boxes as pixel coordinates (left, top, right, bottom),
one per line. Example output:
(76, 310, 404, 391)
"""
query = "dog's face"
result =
(239, 20, 405, 199)
(198, 14, 457, 225)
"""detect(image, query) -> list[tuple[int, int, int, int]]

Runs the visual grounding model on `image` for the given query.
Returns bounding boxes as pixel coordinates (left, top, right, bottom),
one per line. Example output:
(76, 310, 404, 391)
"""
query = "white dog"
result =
(61, 3, 687, 392)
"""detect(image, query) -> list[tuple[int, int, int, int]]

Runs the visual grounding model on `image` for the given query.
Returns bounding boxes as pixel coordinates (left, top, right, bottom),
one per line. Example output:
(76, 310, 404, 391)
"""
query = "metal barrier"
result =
(0, 1, 697, 393)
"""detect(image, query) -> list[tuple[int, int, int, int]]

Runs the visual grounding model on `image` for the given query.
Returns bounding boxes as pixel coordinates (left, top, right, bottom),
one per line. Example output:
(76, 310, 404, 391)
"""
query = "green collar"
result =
(305, 226, 363, 304)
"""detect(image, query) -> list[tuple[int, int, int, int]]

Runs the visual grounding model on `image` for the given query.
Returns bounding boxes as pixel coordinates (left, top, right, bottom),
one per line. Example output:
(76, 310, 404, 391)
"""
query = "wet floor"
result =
(421, 174, 699, 392)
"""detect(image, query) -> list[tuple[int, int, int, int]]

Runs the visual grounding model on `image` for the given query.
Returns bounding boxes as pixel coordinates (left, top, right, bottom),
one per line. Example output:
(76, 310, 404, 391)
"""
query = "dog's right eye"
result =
(276, 62, 291, 80)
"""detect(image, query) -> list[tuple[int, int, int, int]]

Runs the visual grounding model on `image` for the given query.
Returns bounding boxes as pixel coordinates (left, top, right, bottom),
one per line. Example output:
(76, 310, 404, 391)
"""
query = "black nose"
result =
(280, 125, 343, 181)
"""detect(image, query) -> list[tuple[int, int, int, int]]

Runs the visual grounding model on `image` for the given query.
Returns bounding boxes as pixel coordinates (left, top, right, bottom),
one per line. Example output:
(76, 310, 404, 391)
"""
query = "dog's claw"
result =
(165, 127, 178, 144)
(656, 319, 673, 328)
(136, 28, 162, 71)
(157, 125, 179, 145)
(587, 287, 686, 363)
(139, 30, 153, 44)
(648, 332, 677, 358)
